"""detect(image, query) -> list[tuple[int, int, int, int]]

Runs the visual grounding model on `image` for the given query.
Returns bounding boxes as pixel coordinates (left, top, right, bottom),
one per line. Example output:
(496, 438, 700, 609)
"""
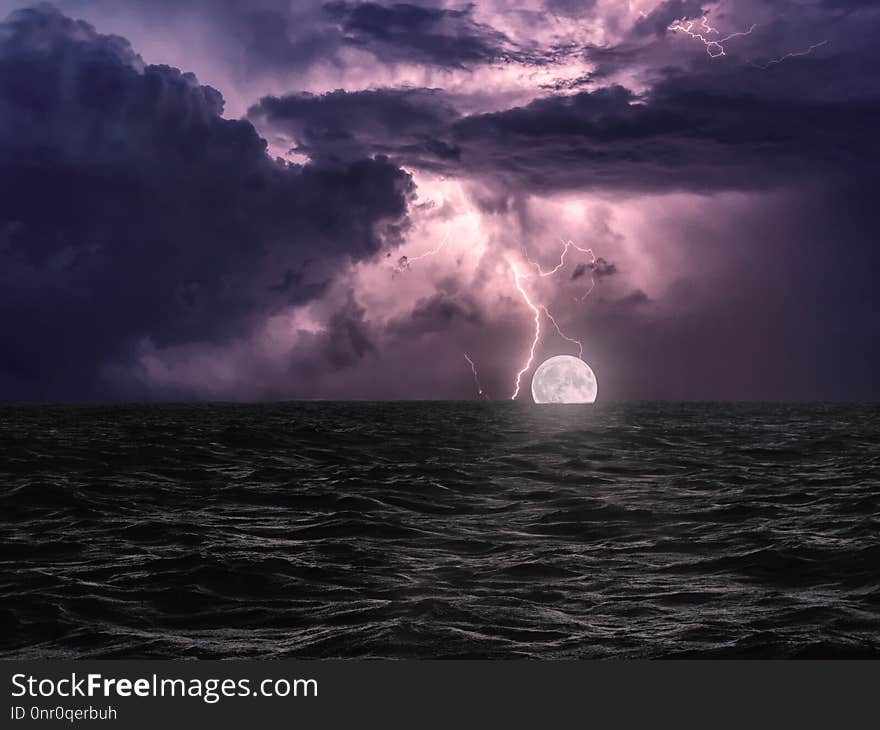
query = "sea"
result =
(1, 401, 878, 659)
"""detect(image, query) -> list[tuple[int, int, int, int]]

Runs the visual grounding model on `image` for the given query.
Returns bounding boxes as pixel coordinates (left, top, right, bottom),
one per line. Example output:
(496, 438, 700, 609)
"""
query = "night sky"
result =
(1, 1, 878, 402)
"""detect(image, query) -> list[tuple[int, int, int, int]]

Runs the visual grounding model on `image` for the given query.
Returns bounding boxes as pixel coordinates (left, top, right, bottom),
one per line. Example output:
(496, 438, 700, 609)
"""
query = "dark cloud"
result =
(319, 295, 376, 368)
(616, 289, 651, 307)
(0, 5, 413, 400)
(449, 82, 879, 193)
(572, 257, 617, 280)
(254, 77, 879, 195)
(388, 292, 483, 339)
(249, 87, 459, 163)
(323, 1, 517, 67)
(267, 261, 328, 301)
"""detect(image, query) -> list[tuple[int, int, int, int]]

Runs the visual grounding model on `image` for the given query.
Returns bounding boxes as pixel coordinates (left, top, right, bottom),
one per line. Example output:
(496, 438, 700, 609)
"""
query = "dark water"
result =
(1, 402, 879, 659)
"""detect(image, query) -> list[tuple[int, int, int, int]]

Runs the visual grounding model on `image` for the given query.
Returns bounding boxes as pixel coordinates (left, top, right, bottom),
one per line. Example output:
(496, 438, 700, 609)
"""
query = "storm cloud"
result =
(254, 75, 878, 195)
(0, 5, 413, 400)
(0, 1, 878, 401)
(323, 1, 518, 67)
(249, 87, 460, 163)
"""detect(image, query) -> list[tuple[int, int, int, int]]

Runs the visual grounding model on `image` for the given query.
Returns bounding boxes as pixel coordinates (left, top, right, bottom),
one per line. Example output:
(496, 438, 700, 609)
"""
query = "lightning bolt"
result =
(508, 238, 596, 399)
(397, 232, 597, 401)
(523, 238, 598, 301)
(668, 16, 756, 58)
(510, 261, 543, 401)
(542, 306, 584, 359)
(749, 40, 829, 69)
(668, 16, 828, 68)
(463, 353, 489, 399)
(393, 231, 450, 272)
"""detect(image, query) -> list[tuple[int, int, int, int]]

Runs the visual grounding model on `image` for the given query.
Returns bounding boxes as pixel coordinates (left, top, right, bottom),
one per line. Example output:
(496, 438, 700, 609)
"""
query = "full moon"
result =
(531, 355, 598, 404)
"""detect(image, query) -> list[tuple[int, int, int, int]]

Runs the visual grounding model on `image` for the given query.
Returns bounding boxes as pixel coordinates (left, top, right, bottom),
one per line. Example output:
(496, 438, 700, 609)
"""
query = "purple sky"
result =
(1, 1, 878, 402)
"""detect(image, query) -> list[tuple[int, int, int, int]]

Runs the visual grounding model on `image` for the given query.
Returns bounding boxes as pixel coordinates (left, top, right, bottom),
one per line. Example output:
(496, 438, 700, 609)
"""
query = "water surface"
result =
(1, 402, 878, 658)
